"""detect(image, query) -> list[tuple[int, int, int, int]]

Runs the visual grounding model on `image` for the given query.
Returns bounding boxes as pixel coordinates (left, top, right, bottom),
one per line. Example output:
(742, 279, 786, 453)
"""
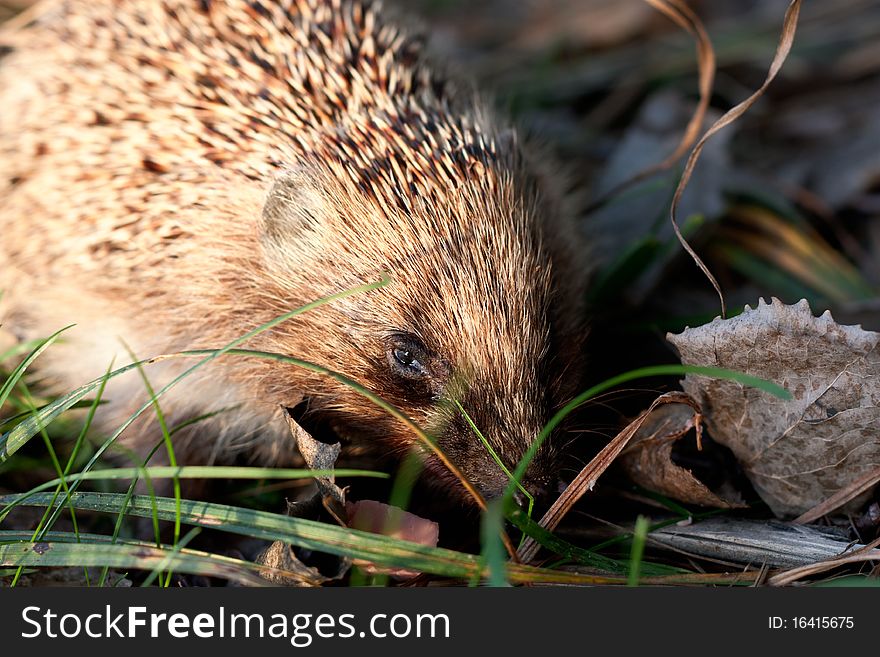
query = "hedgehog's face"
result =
(354, 272, 562, 498)
(375, 328, 561, 503)
(260, 164, 584, 504)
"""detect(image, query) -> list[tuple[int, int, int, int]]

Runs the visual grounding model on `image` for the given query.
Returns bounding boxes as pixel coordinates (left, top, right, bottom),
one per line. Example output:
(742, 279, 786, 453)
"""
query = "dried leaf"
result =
(347, 500, 439, 579)
(620, 402, 745, 509)
(284, 408, 346, 506)
(668, 298, 880, 517)
(263, 408, 352, 585)
(255, 541, 332, 587)
(517, 391, 696, 563)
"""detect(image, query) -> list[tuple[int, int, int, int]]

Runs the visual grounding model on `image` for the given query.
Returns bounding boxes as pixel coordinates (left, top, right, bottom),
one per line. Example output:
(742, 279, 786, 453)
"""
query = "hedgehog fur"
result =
(0, 0, 590, 501)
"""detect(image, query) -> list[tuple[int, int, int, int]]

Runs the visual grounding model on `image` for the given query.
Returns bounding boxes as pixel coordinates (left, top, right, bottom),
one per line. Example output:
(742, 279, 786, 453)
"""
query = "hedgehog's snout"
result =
(512, 480, 553, 508)
(470, 449, 558, 505)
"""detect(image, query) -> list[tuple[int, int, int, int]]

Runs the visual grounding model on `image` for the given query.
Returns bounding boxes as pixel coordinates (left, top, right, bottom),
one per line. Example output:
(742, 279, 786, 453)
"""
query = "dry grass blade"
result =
(794, 465, 880, 525)
(517, 391, 699, 563)
(585, 0, 715, 213)
(635, 0, 715, 174)
(669, 0, 803, 318)
(767, 536, 880, 586)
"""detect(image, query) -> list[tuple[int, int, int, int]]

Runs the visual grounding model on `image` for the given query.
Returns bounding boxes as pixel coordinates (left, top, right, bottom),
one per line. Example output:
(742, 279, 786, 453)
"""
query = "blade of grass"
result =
(125, 342, 182, 586)
(98, 437, 170, 587)
(140, 526, 201, 587)
(454, 399, 533, 522)
(0, 540, 271, 587)
(0, 325, 71, 413)
(9, 380, 89, 587)
(627, 515, 651, 587)
(24, 362, 113, 581)
(29, 466, 389, 491)
(479, 500, 509, 587)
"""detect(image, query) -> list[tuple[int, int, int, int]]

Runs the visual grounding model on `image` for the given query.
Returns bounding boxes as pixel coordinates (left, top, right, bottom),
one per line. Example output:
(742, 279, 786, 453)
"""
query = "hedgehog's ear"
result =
(260, 168, 329, 248)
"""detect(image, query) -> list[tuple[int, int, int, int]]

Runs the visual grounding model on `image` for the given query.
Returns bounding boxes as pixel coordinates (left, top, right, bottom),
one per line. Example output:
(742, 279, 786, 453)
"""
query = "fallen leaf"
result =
(284, 408, 345, 506)
(346, 500, 439, 579)
(668, 298, 880, 517)
(255, 541, 332, 587)
(620, 401, 745, 509)
(257, 408, 352, 586)
(347, 500, 439, 547)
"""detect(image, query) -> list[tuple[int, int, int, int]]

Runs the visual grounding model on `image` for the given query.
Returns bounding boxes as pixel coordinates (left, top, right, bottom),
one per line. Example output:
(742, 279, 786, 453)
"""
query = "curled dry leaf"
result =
(665, 0, 802, 317)
(256, 408, 352, 586)
(620, 402, 745, 509)
(668, 298, 880, 517)
(283, 407, 346, 507)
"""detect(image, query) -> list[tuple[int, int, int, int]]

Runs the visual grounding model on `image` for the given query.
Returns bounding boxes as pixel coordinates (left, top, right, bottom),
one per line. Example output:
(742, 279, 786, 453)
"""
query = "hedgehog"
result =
(0, 0, 589, 503)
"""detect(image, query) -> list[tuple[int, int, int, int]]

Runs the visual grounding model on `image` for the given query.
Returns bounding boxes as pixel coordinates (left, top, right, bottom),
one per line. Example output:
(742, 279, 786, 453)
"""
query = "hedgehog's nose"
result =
(512, 478, 553, 508)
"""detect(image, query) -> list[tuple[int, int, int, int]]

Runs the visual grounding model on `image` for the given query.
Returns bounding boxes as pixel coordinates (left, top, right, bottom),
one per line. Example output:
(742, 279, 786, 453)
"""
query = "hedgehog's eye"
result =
(387, 335, 431, 381)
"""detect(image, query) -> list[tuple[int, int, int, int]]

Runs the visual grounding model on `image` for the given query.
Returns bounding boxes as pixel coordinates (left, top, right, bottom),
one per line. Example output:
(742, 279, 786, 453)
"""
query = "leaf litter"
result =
(256, 407, 439, 584)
